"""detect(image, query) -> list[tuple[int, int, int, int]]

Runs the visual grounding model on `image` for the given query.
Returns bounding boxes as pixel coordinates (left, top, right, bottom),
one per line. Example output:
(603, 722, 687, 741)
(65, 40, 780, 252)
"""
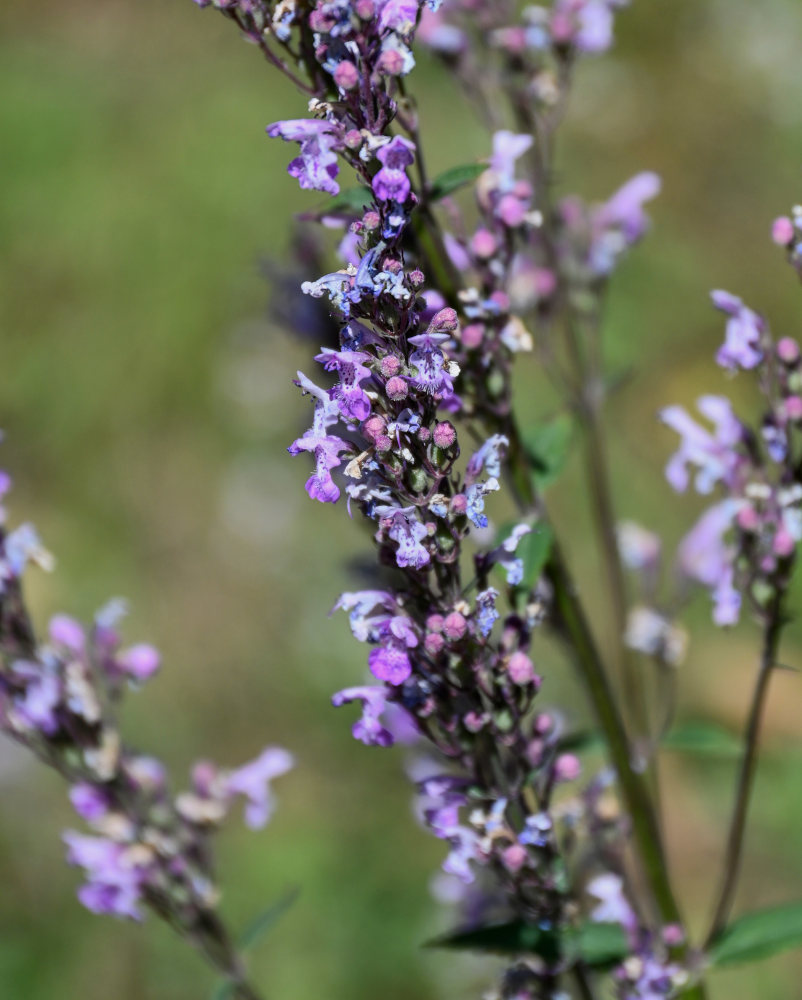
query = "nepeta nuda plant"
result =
(7, 1, 802, 999)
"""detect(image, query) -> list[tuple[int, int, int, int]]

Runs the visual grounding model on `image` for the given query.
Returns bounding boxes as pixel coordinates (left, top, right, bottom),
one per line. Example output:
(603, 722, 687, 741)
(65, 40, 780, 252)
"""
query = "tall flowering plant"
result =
(6, 1, 802, 998)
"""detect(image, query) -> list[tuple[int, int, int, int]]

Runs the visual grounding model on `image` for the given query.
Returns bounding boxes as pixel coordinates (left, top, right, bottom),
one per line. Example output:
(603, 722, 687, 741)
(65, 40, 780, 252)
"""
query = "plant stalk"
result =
(704, 594, 786, 947)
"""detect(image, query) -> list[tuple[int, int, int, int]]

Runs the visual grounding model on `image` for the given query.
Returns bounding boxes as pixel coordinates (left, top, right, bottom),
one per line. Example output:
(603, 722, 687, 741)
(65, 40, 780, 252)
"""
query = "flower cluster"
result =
(662, 280, 802, 624)
(190, 0, 710, 995)
(0, 469, 291, 992)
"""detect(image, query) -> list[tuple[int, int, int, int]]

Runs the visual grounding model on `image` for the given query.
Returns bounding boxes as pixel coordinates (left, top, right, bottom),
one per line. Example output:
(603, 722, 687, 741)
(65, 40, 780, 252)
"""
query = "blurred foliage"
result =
(2, 0, 802, 997)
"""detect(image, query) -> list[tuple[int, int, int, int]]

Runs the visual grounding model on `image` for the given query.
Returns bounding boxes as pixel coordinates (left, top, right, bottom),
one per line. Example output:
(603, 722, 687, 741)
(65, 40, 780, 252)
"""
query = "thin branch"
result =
(704, 594, 786, 946)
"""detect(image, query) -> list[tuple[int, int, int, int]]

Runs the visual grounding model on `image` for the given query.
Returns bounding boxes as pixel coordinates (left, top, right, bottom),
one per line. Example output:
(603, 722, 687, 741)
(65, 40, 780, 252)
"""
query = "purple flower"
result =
(334, 590, 398, 641)
(465, 478, 500, 529)
(489, 131, 532, 193)
(49, 615, 85, 653)
(372, 136, 415, 203)
(331, 685, 395, 746)
(378, 506, 430, 569)
(475, 588, 500, 637)
(225, 746, 294, 830)
(368, 642, 412, 685)
(678, 500, 741, 625)
(378, 0, 420, 32)
(267, 119, 341, 197)
(661, 395, 742, 494)
(551, 0, 627, 54)
(289, 373, 352, 503)
(587, 873, 638, 946)
(315, 347, 373, 421)
(70, 783, 110, 823)
(407, 332, 453, 395)
(466, 434, 509, 483)
(13, 663, 60, 735)
(488, 524, 533, 585)
(711, 289, 765, 371)
(116, 644, 161, 681)
(63, 833, 149, 921)
(596, 171, 661, 243)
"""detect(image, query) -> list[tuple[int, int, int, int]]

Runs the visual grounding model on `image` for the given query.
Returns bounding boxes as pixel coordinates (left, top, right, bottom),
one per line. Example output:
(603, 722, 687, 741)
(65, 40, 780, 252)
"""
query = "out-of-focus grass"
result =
(2, 0, 802, 997)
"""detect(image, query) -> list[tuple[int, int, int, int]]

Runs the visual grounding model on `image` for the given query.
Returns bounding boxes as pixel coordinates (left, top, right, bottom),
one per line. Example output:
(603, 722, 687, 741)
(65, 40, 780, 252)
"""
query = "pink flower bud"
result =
(772, 216, 794, 246)
(385, 376, 408, 401)
(785, 395, 802, 421)
(774, 524, 795, 557)
(433, 422, 456, 448)
(461, 323, 484, 349)
(470, 228, 498, 259)
(426, 614, 444, 633)
(334, 61, 359, 90)
(450, 493, 468, 515)
(424, 633, 445, 656)
(378, 49, 405, 75)
(497, 194, 525, 227)
(363, 210, 380, 230)
(736, 505, 760, 532)
(554, 753, 581, 783)
(777, 337, 800, 364)
(380, 355, 401, 377)
(507, 651, 537, 686)
(443, 611, 467, 641)
(362, 415, 386, 442)
(502, 843, 528, 873)
(428, 307, 459, 333)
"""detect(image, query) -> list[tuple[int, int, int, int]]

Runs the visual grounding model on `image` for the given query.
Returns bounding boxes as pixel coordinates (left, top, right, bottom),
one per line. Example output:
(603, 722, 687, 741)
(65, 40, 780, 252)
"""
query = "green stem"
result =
(704, 594, 786, 947)
(504, 418, 707, 1000)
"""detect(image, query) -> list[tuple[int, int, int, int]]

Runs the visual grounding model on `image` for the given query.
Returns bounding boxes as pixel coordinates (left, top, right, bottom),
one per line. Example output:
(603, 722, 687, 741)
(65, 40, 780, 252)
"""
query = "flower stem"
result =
(503, 417, 708, 1000)
(704, 594, 786, 947)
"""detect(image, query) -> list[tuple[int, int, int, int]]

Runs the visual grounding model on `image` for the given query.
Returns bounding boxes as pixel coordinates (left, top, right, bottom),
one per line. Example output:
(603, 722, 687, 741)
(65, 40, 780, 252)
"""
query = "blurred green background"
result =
(2, 0, 802, 997)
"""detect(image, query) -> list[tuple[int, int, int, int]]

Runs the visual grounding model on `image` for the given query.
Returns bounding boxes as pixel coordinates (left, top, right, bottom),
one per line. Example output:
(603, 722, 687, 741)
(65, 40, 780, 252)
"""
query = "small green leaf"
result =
(325, 187, 373, 214)
(428, 163, 487, 201)
(522, 416, 573, 490)
(516, 524, 554, 592)
(569, 922, 629, 968)
(662, 721, 741, 757)
(426, 920, 627, 969)
(710, 901, 802, 967)
(238, 887, 300, 951)
(426, 920, 561, 961)
(210, 980, 235, 1000)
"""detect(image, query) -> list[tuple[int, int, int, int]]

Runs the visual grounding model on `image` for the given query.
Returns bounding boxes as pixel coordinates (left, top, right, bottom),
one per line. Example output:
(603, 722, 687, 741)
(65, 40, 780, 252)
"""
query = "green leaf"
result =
(426, 920, 628, 970)
(426, 920, 561, 961)
(516, 524, 554, 591)
(522, 416, 574, 490)
(710, 901, 802, 967)
(428, 163, 487, 201)
(662, 721, 741, 757)
(239, 886, 300, 951)
(325, 187, 373, 214)
(569, 922, 629, 968)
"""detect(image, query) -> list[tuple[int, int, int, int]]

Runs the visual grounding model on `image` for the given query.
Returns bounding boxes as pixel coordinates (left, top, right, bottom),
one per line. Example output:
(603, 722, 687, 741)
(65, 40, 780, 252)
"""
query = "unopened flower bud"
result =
(554, 753, 581, 783)
(772, 216, 794, 246)
(428, 307, 459, 334)
(507, 651, 538, 686)
(424, 633, 445, 656)
(433, 422, 456, 448)
(380, 355, 401, 377)
(443, 611, 467, 641)
(777, 337, 800, 364)
(334, 60, 359, 90)
(386, 376, 408, 401)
